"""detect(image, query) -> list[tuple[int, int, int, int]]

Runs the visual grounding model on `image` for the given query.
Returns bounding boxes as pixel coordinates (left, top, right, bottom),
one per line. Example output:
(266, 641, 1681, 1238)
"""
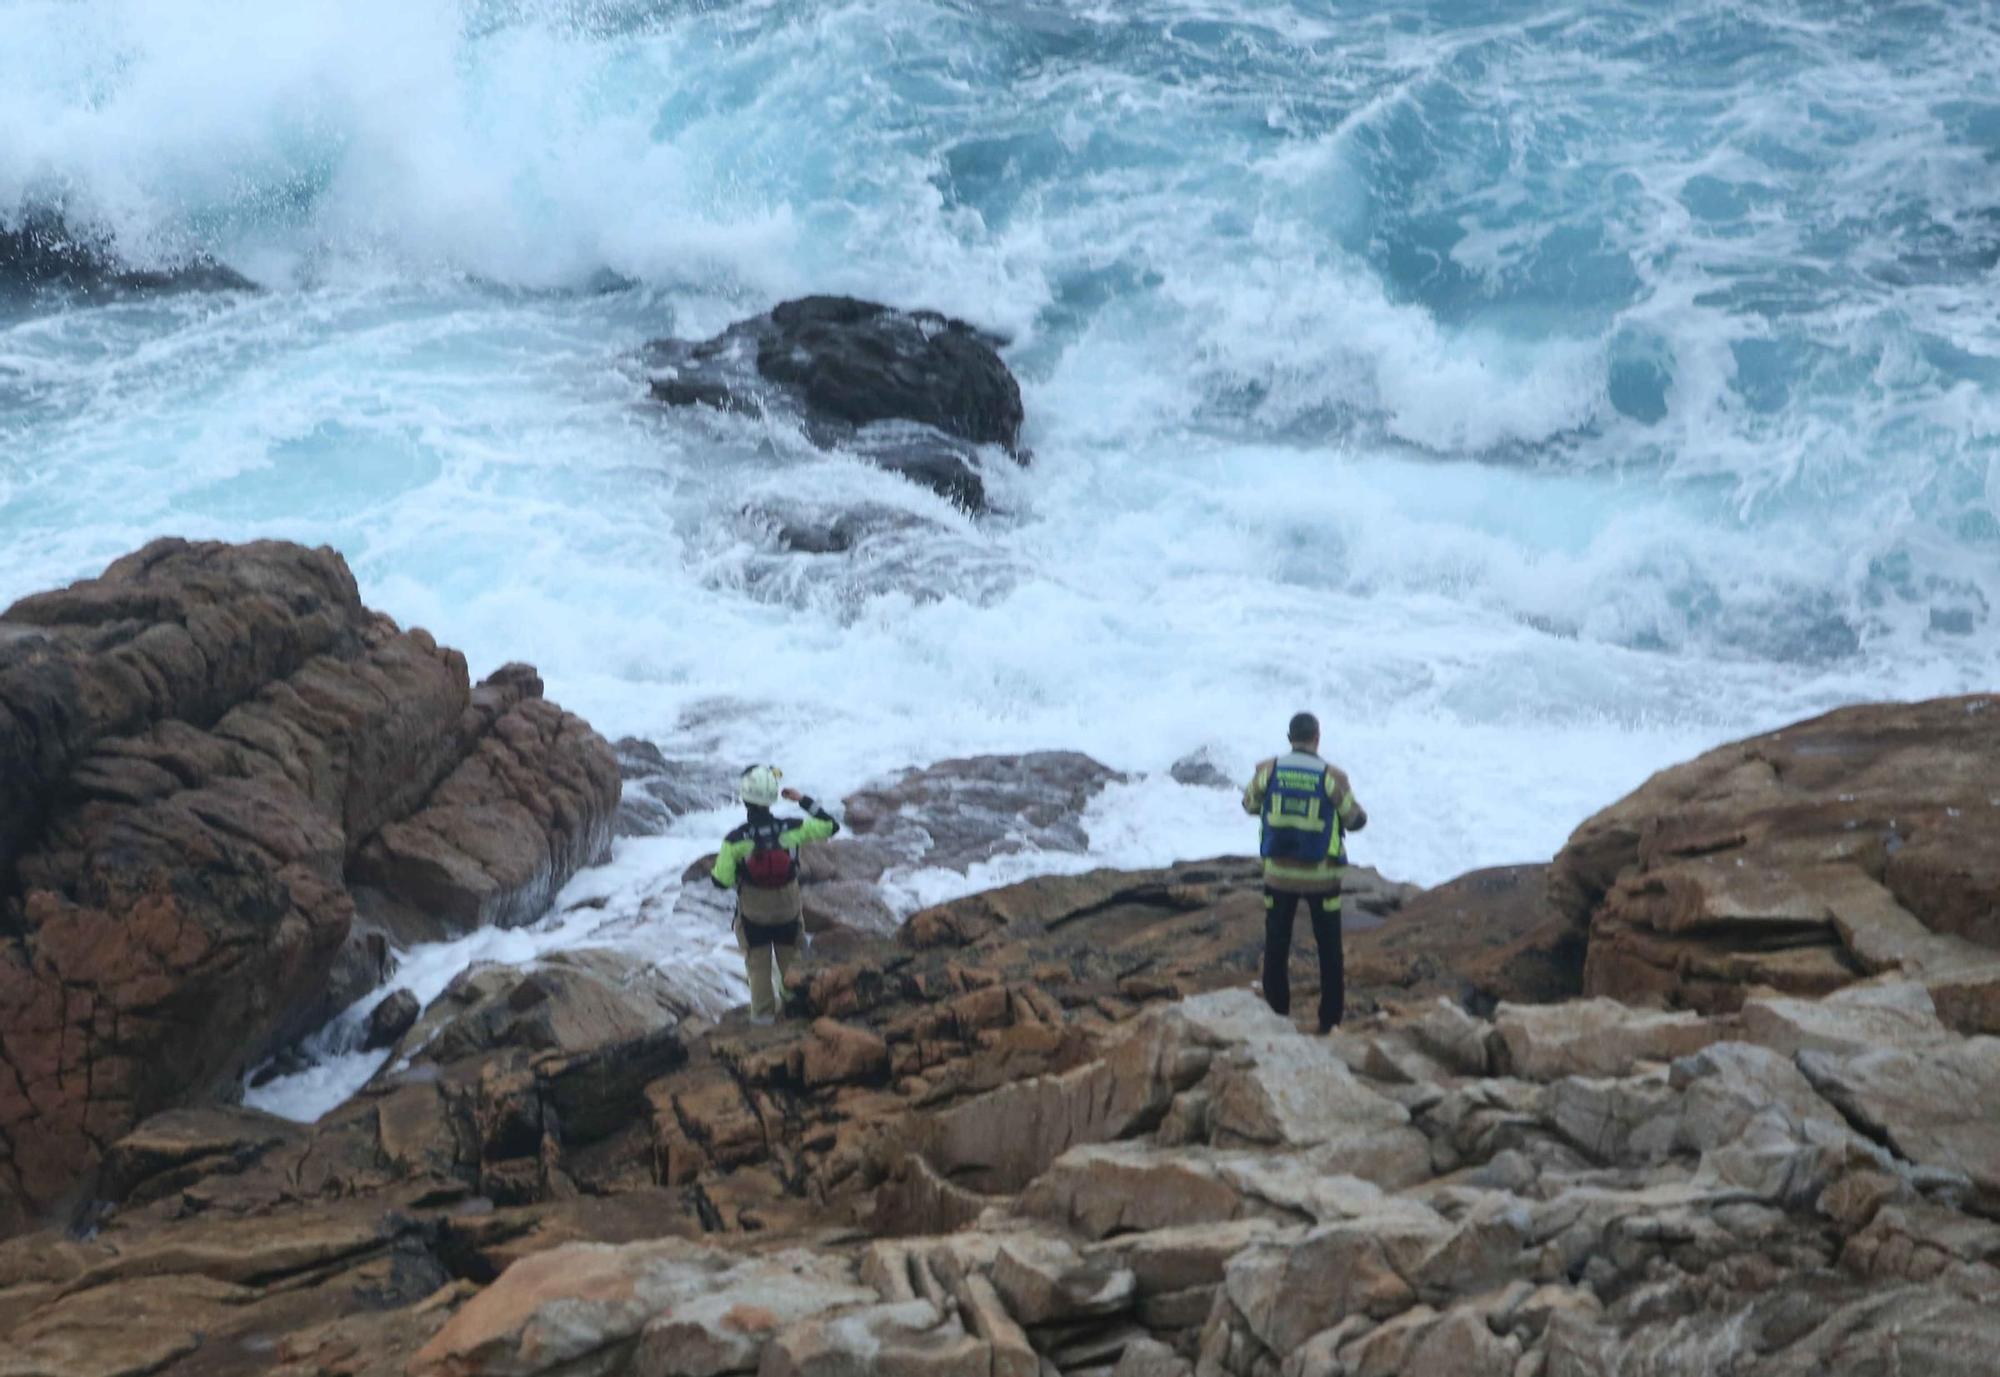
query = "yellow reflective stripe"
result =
(1263, 859, 1347, 879)
(1264, 795, 1323, 828)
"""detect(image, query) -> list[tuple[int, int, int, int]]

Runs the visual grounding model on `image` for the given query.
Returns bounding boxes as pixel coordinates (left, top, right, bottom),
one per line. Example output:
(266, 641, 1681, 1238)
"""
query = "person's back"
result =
(710, 765, 840, 1023)
(1241, 712, 1367, 1031)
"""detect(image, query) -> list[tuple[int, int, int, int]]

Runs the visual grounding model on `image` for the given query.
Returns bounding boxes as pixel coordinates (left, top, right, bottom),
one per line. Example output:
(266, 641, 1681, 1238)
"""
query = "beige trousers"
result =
(735, 915, 797, 1019)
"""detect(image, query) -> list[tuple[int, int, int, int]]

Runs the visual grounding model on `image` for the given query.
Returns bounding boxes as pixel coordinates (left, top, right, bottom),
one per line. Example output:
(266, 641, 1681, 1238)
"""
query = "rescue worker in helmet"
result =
(710, 765, 841, 1023)
(1242, 712, 1368, 1032)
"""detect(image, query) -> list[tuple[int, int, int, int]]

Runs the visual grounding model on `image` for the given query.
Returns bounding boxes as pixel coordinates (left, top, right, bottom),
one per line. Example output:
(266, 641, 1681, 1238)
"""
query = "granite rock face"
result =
(0, 539, 619, 1233)
(1551, 695, 2000, 1028)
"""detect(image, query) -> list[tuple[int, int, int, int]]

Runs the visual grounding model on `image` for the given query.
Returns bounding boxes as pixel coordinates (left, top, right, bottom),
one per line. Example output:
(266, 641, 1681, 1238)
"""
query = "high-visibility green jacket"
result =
(711, 798, 841, 927)
(1242, 750, 1367, 897)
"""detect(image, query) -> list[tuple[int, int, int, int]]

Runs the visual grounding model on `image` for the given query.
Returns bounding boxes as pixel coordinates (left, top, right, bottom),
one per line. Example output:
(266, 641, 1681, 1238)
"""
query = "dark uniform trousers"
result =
(1263, 888, 1344, 1033)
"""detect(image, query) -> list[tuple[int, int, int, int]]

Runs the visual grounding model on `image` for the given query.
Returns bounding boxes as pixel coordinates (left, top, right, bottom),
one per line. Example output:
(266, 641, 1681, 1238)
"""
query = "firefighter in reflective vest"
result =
(711, 764, 841, 1023)
(1241, 711, 1368, 1031)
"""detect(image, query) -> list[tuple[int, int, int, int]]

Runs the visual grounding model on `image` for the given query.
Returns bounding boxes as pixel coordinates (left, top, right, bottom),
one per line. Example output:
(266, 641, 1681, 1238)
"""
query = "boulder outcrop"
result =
(1551, 695, 2000, 1028)
(0, 539, 619, 1234)
(642, 296, 1027, 511)
(0, 210, 255, 304)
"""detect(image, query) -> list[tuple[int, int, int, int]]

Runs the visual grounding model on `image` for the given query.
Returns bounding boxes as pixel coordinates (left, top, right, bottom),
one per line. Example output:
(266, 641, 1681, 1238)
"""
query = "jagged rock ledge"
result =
(0, 539, 619, 1235)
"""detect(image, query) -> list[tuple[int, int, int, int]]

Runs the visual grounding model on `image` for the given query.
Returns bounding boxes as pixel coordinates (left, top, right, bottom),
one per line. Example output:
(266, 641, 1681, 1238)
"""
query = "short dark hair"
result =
(1288, 712, 1320, 745)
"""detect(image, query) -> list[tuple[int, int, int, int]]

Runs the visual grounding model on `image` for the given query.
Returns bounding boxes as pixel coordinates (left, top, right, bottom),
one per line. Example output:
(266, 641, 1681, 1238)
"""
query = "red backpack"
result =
(742, 821, 797, 889)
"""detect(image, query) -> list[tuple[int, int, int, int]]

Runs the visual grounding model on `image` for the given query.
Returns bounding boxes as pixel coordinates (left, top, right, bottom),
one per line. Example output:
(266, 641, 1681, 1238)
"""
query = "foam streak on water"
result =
(5, 0, 1998, 1117)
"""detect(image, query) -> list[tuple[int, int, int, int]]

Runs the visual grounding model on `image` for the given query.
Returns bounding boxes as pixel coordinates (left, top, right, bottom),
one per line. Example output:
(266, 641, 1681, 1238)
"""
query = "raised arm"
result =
(779, 787, 841, 846)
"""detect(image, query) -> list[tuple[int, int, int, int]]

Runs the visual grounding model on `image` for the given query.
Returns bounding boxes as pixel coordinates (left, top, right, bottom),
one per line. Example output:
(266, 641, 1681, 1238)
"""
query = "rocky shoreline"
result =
(0, 543, 1995, 1377)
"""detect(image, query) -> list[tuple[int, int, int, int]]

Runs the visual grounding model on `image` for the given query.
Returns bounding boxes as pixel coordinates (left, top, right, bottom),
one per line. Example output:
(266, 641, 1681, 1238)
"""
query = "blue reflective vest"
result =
(1259, 762, 1340, 865)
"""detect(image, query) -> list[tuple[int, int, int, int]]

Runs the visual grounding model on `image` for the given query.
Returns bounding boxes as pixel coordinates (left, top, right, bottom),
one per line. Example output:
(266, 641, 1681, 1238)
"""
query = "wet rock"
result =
(364, 990, 422, 1052)
(746, 500, 942, 557)
(841, 752, 1126, 878)
(673, 752, 1125, 941)
(644, 296, 1027, 511)
(1168, 752, 1235, 790)
(1551, 694, 2000, 1012)
(612, 738, 737, 838)
(0, 539, 617, 1234)
(0, 209, 256, 304)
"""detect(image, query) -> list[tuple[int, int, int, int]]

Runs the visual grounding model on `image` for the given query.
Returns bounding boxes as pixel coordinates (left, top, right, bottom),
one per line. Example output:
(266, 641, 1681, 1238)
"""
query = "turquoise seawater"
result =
(3, 2, 1997, 1110)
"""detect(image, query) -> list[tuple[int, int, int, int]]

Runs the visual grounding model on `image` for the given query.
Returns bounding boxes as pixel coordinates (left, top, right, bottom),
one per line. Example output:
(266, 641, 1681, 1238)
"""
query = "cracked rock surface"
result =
(1551, 694, 2000, 1025)
(0, 539, 619, 1233)
(3, 685, 1996, 1377)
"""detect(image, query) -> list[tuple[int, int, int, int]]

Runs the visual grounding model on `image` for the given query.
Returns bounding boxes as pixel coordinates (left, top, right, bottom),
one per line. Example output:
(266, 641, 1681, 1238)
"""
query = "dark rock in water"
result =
(0, 209, 256, 303)
(0, 537, 619, 1236)
(247, 1046, 314, 1090)
(1169, 751, 1236, 790)
(839, 752, 1124, 875)
(364, 990, 422, 1052)
(846, 421, 989, 511)
(672, 752, 1126, 940)
(753, 296, 1022, 446)
(614, 738, 738, 838)
(744, 501, 942, 557)
(643, 295, 1027, 511)
(315, 927, 394, 1035)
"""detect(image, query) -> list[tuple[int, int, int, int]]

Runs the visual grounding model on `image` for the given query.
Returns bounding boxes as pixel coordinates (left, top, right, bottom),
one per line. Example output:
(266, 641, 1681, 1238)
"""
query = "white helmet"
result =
(739, 764, 784, 807)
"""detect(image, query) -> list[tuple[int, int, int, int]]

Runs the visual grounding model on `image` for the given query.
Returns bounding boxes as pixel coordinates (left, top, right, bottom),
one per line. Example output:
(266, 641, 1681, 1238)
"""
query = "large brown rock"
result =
(1551, 695, 2000, 1014)
(0, 540, 619, 1235)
